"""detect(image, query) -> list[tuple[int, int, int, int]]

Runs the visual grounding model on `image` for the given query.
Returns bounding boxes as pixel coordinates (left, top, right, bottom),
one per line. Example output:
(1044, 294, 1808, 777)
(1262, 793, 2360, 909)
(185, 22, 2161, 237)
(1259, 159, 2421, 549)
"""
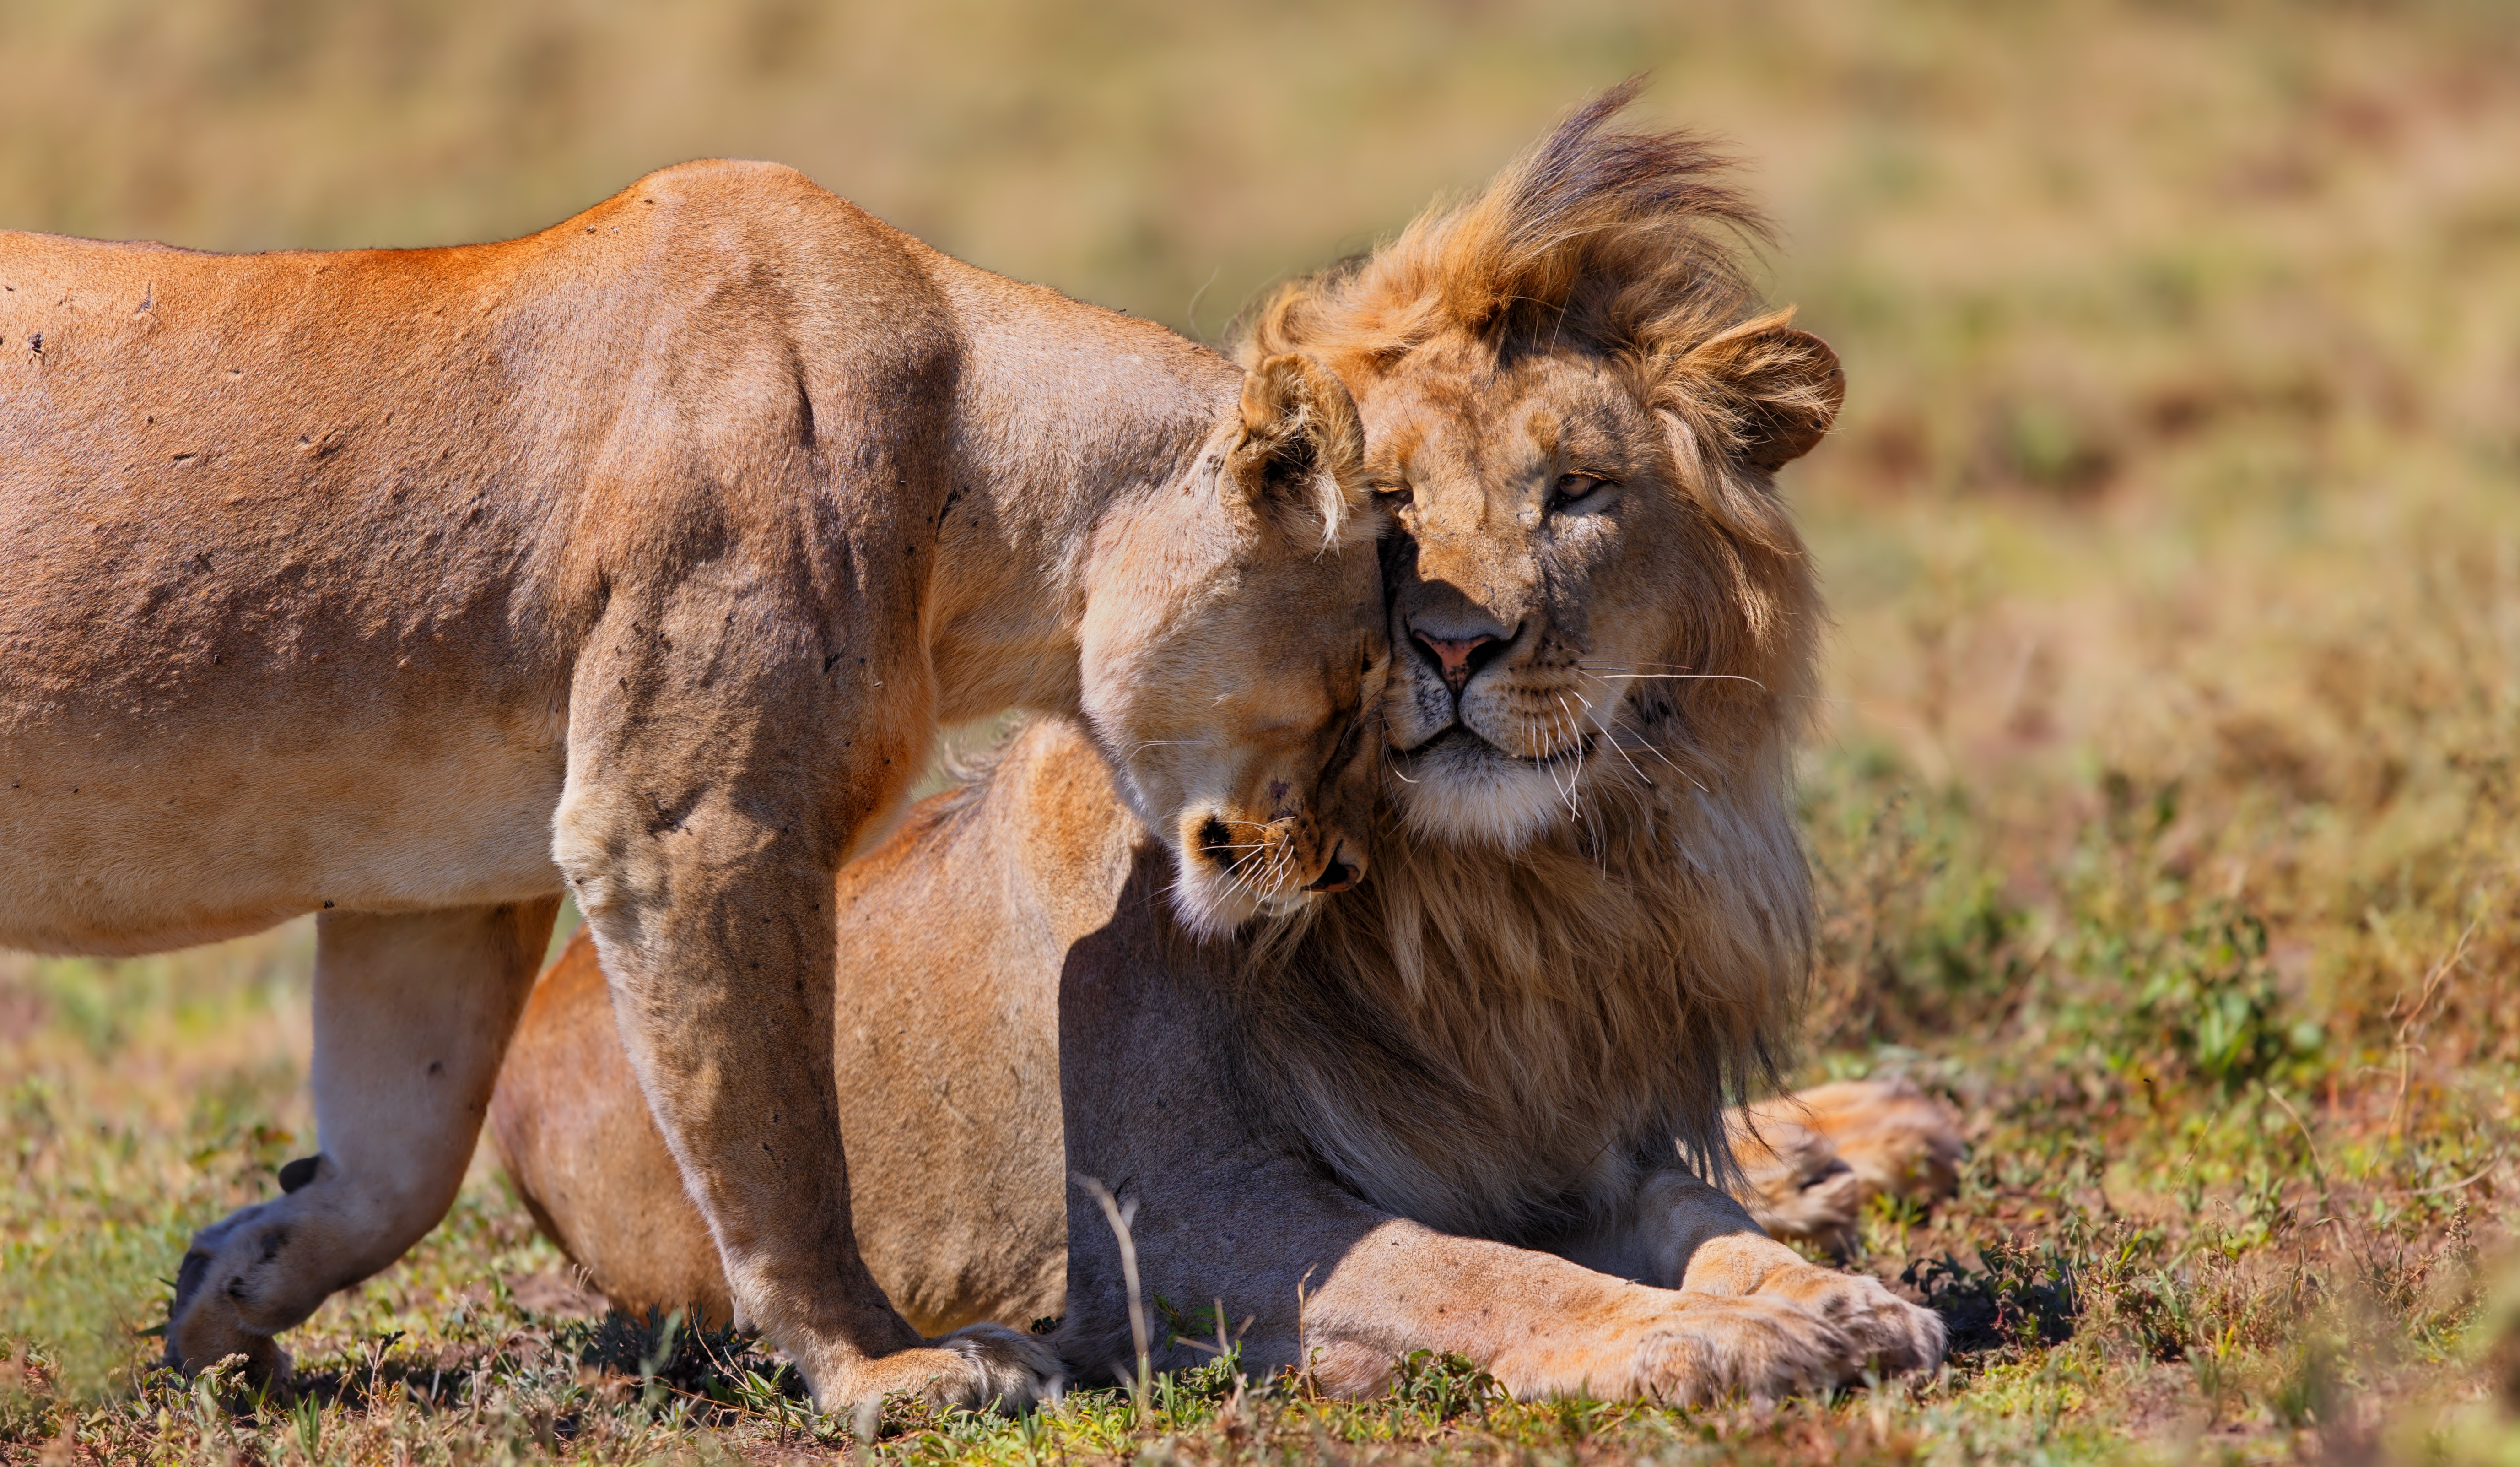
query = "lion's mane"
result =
(1221, 84, 1825, 1241)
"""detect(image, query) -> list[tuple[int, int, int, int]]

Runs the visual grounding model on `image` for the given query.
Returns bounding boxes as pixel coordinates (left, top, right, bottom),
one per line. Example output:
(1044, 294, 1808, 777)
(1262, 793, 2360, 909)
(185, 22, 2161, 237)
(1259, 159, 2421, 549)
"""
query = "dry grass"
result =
(6, 0, 2520, 1461)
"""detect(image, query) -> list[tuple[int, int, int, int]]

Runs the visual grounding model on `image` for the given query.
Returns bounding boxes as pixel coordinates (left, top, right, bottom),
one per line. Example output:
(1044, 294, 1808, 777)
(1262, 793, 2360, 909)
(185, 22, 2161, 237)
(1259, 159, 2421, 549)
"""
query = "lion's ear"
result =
(1679, 311, 1844, 471)
(1226, 353, 1372, 550)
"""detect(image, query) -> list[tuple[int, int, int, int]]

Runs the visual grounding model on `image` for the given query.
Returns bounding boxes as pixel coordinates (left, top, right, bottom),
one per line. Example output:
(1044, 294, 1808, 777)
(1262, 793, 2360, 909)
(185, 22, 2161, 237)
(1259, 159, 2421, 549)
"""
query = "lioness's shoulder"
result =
(578, 160, 922, 280)
(610, 159, 897, 241)
(623, 158, 827, 211)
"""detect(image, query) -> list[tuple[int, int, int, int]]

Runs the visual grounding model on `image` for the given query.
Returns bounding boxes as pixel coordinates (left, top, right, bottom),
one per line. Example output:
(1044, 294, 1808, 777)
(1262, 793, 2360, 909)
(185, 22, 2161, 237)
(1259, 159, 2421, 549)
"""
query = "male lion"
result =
(496, 721, 1958, 1402)
(494, 92, 1954, 1404)
(0, 160, 1392, 1412)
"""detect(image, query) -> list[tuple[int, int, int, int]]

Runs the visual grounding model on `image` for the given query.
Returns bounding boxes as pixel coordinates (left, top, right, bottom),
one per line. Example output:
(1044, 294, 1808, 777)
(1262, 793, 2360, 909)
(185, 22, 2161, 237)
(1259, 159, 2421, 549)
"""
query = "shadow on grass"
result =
(1902, 1236, 2081, 1358)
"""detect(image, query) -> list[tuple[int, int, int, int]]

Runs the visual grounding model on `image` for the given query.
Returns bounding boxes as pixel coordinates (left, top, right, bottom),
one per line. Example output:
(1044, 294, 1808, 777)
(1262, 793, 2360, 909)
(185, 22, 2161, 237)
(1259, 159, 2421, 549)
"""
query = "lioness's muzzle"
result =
(1303, 841, 1361, 894)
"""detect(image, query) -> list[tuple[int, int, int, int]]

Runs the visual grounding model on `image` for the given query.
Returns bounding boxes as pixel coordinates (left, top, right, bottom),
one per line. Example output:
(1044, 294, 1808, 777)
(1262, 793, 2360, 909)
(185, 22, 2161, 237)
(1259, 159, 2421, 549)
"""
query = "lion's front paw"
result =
(1630, 1293, 1858, 1406)
(1622, 1268, 1943, 1405)
(1728, 1112, 1865, 1253)
(1778, 1078, 1966, 1203)
(1760, 1266, 1947, 1375)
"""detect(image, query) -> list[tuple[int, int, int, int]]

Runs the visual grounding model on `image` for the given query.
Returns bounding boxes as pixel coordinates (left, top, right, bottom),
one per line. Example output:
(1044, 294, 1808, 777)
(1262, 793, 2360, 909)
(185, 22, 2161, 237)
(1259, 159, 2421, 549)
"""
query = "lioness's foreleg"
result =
(167, 899, 560, 1376)
(554, 596, 1053, 1417)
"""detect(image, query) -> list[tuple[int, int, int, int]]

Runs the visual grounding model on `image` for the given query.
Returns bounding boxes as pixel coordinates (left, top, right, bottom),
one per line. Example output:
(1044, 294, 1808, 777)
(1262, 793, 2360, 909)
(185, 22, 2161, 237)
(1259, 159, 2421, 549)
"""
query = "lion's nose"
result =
(1409, 623, 1509, 692)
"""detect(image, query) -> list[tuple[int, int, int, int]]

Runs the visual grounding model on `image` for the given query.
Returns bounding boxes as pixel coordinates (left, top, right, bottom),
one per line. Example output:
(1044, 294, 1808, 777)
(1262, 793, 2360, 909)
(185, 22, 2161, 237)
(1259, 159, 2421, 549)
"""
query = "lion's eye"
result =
(1551, 473, 1611, 509)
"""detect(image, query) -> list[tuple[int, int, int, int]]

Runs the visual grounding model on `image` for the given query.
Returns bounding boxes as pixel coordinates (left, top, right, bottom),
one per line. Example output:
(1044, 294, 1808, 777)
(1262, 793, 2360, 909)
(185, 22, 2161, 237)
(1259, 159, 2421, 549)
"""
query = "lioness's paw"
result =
(929, 1322, 1064, 1410)
(814, 1324, 1062, 1424)
(164, 1209, 295, 1381)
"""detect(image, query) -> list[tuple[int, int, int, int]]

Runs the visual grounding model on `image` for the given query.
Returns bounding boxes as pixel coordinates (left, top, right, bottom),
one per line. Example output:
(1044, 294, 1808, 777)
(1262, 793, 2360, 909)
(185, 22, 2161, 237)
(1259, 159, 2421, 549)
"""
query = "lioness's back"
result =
(0, 160, 957, 954)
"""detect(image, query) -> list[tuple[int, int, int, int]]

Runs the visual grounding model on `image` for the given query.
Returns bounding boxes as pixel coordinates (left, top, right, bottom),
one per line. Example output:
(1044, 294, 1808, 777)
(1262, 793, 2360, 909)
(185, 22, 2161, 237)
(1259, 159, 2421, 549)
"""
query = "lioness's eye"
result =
(1370, 482, 1412, 508)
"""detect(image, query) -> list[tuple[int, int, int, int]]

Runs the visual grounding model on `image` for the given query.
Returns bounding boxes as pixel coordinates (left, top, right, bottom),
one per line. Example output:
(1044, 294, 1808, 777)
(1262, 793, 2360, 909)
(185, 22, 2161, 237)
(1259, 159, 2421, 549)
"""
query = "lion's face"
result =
(1355, 329, 1824, 850)
(1080, 354, 1389, 937)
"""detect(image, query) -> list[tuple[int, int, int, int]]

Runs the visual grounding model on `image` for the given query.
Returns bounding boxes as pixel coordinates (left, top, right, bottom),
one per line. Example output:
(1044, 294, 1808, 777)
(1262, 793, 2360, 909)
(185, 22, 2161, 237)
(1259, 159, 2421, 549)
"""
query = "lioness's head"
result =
(1079, 352, 1388, 937)
(1241, 86, 1834, 853)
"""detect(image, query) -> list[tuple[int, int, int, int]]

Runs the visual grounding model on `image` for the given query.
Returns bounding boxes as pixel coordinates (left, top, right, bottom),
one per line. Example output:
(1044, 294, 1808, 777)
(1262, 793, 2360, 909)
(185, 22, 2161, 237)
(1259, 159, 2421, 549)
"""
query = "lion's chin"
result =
(1386, 727, 1584, 851)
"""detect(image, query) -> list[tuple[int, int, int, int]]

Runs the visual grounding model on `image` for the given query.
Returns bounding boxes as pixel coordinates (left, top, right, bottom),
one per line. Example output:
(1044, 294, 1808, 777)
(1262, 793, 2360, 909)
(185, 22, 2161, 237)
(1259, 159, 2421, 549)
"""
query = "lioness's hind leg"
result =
(167, 899, 559, 1376)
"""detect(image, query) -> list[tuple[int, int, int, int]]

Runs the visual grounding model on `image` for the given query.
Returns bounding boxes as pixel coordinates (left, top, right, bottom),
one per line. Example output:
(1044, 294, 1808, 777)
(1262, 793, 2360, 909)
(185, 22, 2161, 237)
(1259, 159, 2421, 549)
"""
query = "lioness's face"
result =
(1079, 354, 1391, 937)
(1357, 334, 1809, 849)
(1084, 538, 1386, 936)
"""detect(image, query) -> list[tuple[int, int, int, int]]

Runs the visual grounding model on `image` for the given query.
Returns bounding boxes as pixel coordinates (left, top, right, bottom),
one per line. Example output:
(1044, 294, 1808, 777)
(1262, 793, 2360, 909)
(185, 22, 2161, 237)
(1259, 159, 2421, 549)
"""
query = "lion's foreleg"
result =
(1239, 1216, 1883, 1407)
(166, 899, 561, 1377)
(1608, 1169, 1947, 1380)
(1288, 1190, 1943, 1405)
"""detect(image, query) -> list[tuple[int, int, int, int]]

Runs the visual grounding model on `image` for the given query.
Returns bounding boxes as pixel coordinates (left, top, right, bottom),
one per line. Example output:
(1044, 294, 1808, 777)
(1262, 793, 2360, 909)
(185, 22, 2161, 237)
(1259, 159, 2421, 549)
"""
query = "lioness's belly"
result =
(0, 706, 566, 955)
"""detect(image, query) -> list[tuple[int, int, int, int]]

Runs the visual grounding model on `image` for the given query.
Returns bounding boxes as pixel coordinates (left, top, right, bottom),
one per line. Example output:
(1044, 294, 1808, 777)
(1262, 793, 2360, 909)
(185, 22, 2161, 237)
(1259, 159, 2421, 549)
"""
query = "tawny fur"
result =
(0, 160, 1392, 1413)
(497, 91, 1946, 1406)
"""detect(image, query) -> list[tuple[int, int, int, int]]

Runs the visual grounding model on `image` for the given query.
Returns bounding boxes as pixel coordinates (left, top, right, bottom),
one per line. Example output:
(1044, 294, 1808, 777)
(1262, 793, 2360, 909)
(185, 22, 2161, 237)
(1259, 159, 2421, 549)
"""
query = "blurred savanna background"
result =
(5, 0, 2519, 1461)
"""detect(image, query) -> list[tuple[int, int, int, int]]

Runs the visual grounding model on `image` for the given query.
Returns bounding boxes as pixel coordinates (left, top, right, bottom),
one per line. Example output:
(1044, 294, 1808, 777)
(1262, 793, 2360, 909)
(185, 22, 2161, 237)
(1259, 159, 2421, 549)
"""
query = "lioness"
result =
(0, 161, 1392, 1411)
(495, 92, 1951, 1404)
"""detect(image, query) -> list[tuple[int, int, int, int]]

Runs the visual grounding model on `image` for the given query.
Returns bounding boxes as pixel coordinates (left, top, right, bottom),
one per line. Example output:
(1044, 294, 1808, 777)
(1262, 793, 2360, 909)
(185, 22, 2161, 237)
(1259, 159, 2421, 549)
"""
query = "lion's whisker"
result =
(1578, 672, 1766, 688)
(1616, 725, 1709, 794)
(1601, 720, 1653, 790)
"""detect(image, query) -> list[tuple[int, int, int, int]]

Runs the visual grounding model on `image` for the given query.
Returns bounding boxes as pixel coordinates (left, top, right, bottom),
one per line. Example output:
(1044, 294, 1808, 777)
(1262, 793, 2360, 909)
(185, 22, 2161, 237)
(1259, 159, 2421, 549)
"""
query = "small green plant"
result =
(2115, 1267, 2202, 1361)
(1386, 1350, 1501, 1426)
(289, 1388, 322, 1460)
(2128, 907, 2319, 1089)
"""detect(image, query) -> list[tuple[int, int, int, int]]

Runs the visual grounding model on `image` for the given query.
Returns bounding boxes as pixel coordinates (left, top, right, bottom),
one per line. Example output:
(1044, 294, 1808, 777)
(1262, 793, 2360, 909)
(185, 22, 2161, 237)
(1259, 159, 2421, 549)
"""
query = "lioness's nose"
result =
(1409, 623, 1508, 692)
(1303, 840, 1362, 894)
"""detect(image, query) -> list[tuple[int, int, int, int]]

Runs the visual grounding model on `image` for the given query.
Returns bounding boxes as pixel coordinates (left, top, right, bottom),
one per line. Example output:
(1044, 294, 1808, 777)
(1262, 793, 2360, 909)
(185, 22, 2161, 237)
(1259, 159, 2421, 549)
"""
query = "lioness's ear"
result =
(1679, 310, 1844, 471)
(1227, 353, 1372, 550)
